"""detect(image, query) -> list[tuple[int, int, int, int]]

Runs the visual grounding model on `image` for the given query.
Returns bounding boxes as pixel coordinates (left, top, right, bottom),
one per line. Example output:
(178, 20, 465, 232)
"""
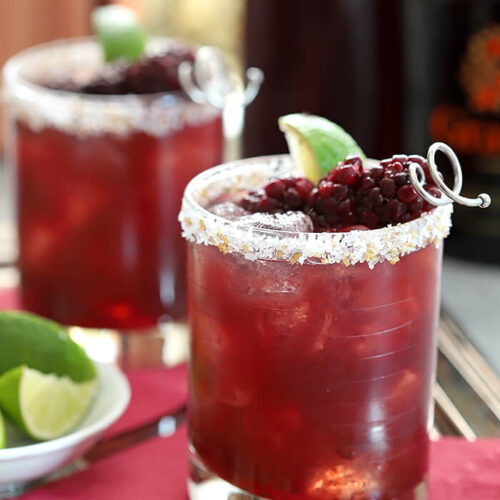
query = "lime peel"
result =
(0, 410, 5, 449)
(278, 113, 365, 183)
(92, 5, 146, 62)
(0, 311, 96, 383)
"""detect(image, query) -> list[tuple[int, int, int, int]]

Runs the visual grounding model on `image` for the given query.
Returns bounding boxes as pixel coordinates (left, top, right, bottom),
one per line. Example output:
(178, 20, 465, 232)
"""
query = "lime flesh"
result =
(278, 113, 365, 182)
(0, 366, 96, 441)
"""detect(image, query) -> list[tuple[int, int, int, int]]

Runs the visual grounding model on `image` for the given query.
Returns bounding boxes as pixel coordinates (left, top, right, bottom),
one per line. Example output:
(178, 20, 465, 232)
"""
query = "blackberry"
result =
(240, 178, 314, 214)
(239, 154, 441, 232)
(47, 46, 195, 95)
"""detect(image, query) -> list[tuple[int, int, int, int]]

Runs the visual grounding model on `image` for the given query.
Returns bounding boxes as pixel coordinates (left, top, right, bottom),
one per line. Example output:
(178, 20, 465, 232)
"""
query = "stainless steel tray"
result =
(435, 313, 500, 439)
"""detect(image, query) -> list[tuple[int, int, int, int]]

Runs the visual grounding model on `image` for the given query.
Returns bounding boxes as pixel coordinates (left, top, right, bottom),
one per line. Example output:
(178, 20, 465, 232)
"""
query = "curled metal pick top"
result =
(409, 142, 491, 208)
(178, 46, 264, 109)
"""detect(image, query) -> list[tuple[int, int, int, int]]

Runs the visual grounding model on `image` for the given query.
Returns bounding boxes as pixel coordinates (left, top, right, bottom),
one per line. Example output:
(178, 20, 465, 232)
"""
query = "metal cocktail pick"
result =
(178, 46, 264, 110)
(178, 46, 264, 160)
(409, 142, 491, 208)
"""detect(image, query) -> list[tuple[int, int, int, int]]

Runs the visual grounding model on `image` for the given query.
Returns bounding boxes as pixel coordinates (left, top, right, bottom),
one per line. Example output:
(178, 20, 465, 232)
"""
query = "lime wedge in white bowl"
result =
(0, 366, 97, 441)
(0, 363, 130, 497)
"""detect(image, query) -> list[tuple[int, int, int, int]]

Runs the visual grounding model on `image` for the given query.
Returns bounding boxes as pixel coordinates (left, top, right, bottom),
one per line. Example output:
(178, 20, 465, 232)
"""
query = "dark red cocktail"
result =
(4, 39, 223, 328)
(181, 156, 452, 499)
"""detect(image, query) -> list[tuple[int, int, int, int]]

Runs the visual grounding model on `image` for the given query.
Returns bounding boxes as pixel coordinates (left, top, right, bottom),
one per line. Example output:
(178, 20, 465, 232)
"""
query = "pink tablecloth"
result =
(1, 289, 499, 499)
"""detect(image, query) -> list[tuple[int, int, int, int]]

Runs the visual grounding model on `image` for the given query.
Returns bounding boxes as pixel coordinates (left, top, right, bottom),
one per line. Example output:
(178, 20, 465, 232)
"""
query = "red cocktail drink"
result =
(4, 39, 222, 328)
(181, 156, 452, 499)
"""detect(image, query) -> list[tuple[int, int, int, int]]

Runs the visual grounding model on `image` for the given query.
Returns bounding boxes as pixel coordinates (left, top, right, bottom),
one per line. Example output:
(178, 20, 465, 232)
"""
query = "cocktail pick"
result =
(178, 46, 263, 160)
(409, 142, 491, 208)
(177, 46, 264, 109)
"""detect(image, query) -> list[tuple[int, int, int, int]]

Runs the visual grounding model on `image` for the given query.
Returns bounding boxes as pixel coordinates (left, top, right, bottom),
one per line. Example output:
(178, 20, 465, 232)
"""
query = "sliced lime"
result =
(278, 113, 365, 183)
(0, 366, 96, 441)
(92, 5, 146, 62)
(0, 311, 96, 383)
(0, 410, 5, 448)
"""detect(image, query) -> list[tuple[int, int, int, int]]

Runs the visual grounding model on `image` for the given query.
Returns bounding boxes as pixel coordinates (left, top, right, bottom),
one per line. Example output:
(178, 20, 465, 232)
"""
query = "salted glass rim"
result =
(3, 36, 190, 104)
(2, 37, 220, 137)
(179, 155, 453, 267)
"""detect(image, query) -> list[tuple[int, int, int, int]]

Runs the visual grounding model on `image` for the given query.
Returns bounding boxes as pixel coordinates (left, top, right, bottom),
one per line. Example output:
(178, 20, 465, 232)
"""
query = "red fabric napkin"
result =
(105, 364, 188, 439)
(0, 287, 20, 310)
(19, 431, 500, 500)
(429, 437, 500, 500)
(20, 428, 189, 500)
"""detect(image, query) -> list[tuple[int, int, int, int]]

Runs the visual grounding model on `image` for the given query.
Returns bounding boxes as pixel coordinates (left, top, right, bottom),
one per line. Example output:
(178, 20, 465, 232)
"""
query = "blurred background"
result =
(0, 0, 499, 375)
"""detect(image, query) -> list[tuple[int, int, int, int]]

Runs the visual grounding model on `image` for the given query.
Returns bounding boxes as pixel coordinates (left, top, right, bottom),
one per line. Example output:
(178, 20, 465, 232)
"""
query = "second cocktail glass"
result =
(180, 155, 453, 499)
(3, 38, 223, 330)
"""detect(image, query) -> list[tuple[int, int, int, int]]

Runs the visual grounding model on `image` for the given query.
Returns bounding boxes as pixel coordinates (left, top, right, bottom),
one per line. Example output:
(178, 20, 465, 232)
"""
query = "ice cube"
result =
(263, 300, 312, 338)
(388, 370, 422, 415)
(238, 211, 314, 232)
(207, 202, 250, 221)
(260, 297, 336, 364)
(231, 258, 302, 304)
(191, 311, 256, 408)
(65, 185, 108, 228)
(215, 343, 256, 408)
(20, 220, 64, 273)
(216, 383, 254, 407)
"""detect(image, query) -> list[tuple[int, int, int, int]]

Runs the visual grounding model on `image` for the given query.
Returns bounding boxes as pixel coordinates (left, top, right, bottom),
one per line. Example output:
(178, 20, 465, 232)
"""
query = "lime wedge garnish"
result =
(0, 311, 96, 383)
(0, 410, 5, 448)
(278, 113, 365, 183)
(92, 5, 146, 62)
(0, 366, 96, 441)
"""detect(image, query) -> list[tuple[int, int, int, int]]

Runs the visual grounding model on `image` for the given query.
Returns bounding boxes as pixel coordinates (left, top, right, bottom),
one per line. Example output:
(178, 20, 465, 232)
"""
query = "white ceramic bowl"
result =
(0, 362, 130, 496)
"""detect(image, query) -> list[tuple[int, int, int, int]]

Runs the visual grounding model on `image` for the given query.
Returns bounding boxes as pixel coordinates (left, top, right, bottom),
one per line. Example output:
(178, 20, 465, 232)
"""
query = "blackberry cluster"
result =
(240, 178, 314, 213)
(44, 46, 195, 95)
(239, 154, 441, 232)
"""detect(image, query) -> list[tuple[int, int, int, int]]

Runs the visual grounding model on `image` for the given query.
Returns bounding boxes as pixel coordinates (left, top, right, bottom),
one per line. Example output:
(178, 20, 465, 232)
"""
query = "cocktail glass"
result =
(3, 38, 223, 345)
(180, 155, 453, 500)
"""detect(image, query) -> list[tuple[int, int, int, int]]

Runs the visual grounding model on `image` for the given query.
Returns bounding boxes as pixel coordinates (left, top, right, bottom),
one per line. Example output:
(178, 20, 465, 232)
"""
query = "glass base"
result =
(188, 447, 428, 500)
(67, 321, 189, 369)
(0, 484, 26, 500)
(188, 449, 269, 500)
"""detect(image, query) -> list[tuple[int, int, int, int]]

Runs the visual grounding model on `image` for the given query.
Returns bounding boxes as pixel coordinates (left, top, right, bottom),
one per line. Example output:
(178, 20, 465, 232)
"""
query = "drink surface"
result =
(16, 116, 222, 328)
(188, 235, 441, 499)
